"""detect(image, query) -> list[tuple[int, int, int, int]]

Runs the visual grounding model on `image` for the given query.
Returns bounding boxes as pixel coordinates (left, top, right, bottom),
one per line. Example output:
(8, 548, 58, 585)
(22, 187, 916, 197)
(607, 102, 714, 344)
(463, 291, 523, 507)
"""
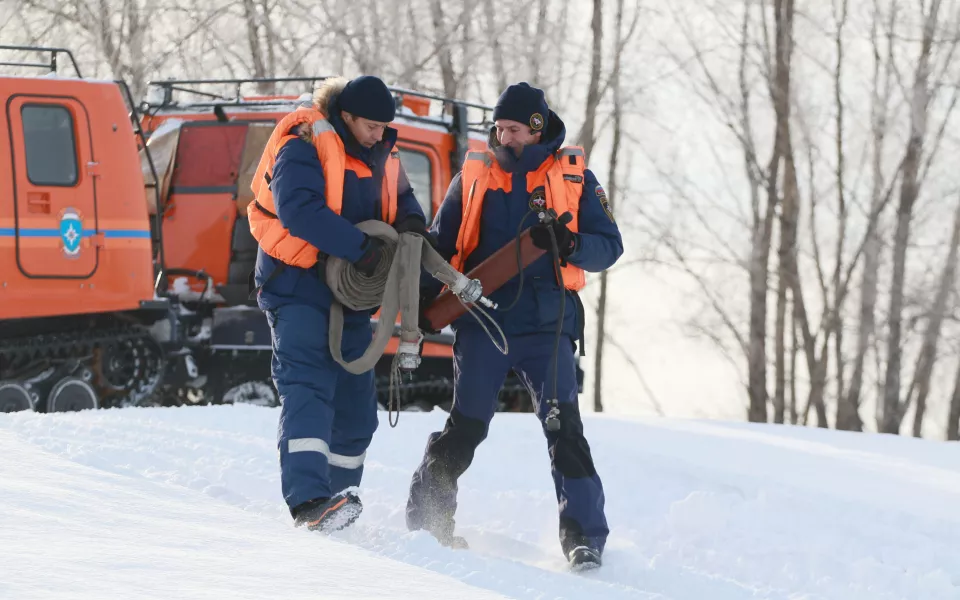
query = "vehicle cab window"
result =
(397, 147, 433, 222)
(21, 104, 78, 186)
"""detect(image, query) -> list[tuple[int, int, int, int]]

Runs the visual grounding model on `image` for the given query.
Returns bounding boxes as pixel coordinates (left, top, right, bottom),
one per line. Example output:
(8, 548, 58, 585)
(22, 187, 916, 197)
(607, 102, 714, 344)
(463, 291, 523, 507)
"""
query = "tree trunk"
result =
(594, 273, 608, 412)
(909, 198, 960, 437)
(592, 0, 625, 413)
(732, 0, 774, 424)
(122, 0, 147, 101)
(429, 0, 459, 99)
(773, 0, 805, 425)
(242, 0, 272, 94)
(755, 0, 798, 424)
(947, 358, 960, 441)
(483, 0, 508, 93)
(748, 204, 775, 422)
(832, 0, 849, 414)
(456, 2, 475, 97)
(840, 3, 895, 431)
(774, 259, 787, 424)
(880, 0, 941, 434)
(579, 0, 603, 160)
(774, 0, 828, 428)
(789, 299, 799, 425)
(528, 0, 549, 82)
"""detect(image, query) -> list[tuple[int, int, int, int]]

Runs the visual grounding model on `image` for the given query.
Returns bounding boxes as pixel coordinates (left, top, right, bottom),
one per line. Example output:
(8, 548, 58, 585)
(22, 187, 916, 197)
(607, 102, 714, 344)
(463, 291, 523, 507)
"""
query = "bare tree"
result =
(429, 0, 459, 98)
(830, 0, 850, 422)
(839, 1, 900, 431)
(578, 0, 604, 161)
(771, 0, 803, 426)
(483, 0, 508, 93)
(241, 0, 278, 93)
(907, 198, 960, 436)
(593, 0, 629, 413)
(526, 0, 550, 82)
(790, 302, 800, 424)
(947, 356, 960, 440)
(880, 0, 945, 434)
(651, 1, 782, 423)
(20, 0, 152, 97)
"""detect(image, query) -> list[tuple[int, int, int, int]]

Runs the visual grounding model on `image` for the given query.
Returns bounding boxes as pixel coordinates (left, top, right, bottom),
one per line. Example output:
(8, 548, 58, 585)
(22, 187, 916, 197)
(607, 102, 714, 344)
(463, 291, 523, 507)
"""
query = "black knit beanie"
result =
(338, 75, 396, 122)
(492, 82, 549, 133)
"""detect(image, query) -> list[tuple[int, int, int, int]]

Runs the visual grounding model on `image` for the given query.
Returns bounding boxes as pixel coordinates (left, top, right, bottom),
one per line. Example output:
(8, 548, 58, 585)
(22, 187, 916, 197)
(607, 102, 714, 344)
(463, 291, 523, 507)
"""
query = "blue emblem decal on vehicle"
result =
(59, 207, 83, 258)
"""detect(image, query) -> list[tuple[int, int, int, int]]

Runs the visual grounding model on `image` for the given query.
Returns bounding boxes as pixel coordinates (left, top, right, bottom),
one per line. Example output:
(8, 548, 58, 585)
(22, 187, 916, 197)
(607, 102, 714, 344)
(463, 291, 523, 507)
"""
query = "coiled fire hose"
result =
(324, 220, 507, 426)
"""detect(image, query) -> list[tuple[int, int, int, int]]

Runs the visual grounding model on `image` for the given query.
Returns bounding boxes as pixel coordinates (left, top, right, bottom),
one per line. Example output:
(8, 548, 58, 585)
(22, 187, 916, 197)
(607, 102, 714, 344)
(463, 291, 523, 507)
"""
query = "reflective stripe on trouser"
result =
(267, 303, 379, 511)
(405, 326, 609, 555)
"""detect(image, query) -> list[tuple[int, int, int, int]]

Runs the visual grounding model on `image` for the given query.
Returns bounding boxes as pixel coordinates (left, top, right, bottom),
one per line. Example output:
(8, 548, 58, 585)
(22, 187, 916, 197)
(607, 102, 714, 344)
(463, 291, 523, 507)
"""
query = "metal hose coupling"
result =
(544, 401, 561, 431)
(449, 272, 497, 309)
(396, 331, 423, 372)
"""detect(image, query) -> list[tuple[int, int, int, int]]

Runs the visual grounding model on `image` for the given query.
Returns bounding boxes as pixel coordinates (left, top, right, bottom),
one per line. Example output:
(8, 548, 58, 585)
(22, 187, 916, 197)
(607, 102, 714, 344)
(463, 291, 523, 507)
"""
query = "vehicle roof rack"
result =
(0, 45, 83, 78)
(140, 76, 495, 137)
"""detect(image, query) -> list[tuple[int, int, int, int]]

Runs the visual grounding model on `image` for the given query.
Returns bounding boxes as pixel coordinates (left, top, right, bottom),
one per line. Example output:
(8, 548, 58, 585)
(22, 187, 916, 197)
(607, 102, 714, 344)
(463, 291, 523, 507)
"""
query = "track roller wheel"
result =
(47, 377, 99, 412)
(222, 381, 278, 407)
(0, 382, 33, 413)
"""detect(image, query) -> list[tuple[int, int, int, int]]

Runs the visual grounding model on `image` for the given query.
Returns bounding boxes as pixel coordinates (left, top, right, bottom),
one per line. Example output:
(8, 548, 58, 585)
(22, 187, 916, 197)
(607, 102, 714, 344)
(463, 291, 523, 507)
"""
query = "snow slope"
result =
(2, 405, 960, 600)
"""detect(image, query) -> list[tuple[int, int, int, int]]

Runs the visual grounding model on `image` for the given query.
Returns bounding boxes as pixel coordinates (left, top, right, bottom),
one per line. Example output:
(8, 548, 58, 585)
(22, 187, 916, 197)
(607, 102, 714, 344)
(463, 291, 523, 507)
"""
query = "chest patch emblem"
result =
(529, 188, 547, 212)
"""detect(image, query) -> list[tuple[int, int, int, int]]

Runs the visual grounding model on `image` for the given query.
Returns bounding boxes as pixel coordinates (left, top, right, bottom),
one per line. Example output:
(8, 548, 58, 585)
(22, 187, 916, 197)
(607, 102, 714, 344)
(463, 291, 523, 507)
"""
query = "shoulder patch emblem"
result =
(596, 184, 614, 223)
(530, 112, 544, 131)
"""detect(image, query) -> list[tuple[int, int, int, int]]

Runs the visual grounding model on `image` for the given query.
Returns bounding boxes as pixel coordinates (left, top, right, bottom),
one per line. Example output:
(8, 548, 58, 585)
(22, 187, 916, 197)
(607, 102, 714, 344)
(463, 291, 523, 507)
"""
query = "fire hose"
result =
(418, 208, 573, 433)
(323, 220, 506, 426)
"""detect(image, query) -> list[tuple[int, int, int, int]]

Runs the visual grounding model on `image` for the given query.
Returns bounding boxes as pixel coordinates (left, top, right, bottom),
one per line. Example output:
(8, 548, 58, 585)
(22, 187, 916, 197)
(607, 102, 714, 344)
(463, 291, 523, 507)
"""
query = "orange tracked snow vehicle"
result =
(0, 46, 171, 412)
(0, 46, 582, 413)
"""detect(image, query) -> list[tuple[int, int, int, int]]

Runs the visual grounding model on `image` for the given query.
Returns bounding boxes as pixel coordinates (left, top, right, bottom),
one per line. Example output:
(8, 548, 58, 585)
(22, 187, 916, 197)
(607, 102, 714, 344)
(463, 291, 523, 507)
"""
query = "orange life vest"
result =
(451, 146, 587, 291)
(248, 106, 401, 269)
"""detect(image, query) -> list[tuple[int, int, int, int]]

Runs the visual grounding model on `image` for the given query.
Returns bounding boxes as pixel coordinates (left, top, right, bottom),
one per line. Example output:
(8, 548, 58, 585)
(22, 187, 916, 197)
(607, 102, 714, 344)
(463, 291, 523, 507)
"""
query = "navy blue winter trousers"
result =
(266, 303, 379, 513)
(405, 325, 609, 556)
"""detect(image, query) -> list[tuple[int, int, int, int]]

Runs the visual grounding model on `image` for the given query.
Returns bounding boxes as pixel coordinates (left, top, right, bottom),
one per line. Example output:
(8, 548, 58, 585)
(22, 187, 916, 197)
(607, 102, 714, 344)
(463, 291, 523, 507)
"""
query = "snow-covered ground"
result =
(2, 405, 959, 600)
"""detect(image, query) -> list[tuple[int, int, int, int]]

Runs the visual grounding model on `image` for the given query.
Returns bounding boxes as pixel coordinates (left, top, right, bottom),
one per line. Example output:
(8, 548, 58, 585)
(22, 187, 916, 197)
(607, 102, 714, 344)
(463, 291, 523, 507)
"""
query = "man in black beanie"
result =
(336, 75, 398, 148)
(406, 81, 623, 571)
(249, 74, 436, 536)
(490, 81, 550, 156)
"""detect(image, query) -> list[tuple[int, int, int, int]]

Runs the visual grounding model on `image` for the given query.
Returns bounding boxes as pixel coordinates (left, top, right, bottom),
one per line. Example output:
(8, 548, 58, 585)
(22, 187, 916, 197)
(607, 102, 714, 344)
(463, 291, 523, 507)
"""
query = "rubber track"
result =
(0, 318, 165, 408)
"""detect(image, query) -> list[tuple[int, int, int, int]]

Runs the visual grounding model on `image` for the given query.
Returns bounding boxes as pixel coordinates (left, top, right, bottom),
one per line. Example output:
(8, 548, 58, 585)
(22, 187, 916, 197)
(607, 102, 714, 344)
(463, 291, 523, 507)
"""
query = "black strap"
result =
(247, 261, 287, 300)
(254, 199, 279, 220)
(573, 290, 586, 357)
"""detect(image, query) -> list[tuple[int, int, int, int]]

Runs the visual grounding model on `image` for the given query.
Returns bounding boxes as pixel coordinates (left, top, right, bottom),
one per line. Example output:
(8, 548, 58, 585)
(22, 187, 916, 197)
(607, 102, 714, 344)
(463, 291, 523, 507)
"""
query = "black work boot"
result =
(435, 530, 469, 550)
(567, 546, 602, 572)
(292, 490, 363, 533)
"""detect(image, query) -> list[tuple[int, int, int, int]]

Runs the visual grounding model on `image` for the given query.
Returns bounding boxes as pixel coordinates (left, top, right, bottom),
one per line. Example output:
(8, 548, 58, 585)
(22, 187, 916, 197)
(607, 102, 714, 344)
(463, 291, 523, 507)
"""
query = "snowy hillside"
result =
(2, 405, 959, 600)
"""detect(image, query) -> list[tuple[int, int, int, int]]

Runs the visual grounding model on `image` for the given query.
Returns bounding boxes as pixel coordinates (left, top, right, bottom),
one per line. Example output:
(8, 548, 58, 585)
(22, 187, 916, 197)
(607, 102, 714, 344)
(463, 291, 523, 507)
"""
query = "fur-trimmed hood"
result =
(298, 76, 398, 163)
(311, 76, 349, 117)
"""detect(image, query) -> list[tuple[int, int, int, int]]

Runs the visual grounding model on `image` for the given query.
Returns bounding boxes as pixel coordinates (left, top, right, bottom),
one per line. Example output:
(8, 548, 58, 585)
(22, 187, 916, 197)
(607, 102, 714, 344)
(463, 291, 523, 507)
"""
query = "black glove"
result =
(353, 235, 386, 277)
(394, 215, 439, 250)
(530, 213, 577, 259)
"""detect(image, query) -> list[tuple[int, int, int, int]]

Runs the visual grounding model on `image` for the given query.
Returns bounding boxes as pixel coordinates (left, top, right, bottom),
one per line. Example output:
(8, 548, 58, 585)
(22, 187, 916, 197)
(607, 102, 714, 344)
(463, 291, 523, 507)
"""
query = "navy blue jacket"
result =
(254, 101, 426, 321)
(423, 110, 623, 341)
